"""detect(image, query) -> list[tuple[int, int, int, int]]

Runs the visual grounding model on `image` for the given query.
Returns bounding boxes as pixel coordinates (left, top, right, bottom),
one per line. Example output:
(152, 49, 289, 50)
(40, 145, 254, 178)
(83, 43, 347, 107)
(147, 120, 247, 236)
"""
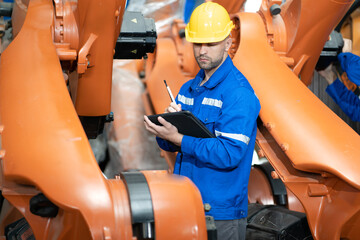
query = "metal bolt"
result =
(271, 171, 279, 179)
(265, 122, 275, 130)
(139, 71, 145, 79)
(204, 203, 211, 212)
(270, 4, 281, 16)
(257, 149, 265, 158)
(105, 112, 114, 123)
(280, 143, 289, 152)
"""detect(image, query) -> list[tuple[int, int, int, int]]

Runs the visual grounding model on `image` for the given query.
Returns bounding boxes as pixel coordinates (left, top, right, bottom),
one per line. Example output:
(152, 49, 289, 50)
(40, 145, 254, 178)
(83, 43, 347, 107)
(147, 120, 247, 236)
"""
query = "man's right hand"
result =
(165, 102, 182, 113)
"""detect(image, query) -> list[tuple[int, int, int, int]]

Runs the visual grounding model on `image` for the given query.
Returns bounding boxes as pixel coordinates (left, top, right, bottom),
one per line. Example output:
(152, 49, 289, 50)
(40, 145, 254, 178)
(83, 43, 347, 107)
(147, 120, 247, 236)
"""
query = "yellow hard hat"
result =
(185, 2, 235, 43)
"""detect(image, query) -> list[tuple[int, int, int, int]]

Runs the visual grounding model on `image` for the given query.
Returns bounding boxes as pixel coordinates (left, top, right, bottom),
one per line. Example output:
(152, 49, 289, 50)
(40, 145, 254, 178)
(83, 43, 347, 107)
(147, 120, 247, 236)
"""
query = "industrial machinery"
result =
(142, 0, 360, 239)
(1, 0, 360, 239)
(0, 0, 211, 239)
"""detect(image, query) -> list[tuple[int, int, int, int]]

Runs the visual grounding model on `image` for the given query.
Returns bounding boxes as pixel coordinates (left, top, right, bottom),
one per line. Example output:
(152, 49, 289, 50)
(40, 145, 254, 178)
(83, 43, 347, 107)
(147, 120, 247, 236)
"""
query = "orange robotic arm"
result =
(230, 0, 360, 239)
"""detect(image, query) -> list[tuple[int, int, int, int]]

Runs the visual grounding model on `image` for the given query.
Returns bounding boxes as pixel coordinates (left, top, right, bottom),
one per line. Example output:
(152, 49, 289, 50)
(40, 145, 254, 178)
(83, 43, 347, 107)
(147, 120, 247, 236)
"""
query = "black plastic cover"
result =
(316, 30, 344, 71)
(79, 112, 113, 139)
(114, 11, 157, 59)
(5, 218, 35, 240)
(253, 162, 287, 205)
(79, 115, 106, 139)
(121, 171, 155, 240)
(246, 203, 313, 240)
(29, 193, 59, 218)
(205, 215, 217, 240)
(0, 2, 13, 17)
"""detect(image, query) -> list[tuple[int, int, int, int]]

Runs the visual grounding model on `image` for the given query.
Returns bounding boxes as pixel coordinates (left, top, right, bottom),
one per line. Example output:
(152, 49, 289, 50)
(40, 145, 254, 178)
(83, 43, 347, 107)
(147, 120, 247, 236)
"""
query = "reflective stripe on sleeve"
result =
(215, 130, 250, 145)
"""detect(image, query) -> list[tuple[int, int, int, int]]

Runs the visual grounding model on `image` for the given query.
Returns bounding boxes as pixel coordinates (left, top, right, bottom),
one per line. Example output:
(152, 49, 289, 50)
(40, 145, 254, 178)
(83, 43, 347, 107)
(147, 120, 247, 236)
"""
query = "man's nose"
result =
(199, 44, 208, 54)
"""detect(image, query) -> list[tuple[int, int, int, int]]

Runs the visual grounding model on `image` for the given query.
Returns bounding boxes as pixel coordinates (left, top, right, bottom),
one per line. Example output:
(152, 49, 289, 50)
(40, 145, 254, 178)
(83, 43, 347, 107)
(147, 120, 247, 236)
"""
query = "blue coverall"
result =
(156, 56, 261, 220)
(326, 52, 360, 122)
(326, 79, 360, 121)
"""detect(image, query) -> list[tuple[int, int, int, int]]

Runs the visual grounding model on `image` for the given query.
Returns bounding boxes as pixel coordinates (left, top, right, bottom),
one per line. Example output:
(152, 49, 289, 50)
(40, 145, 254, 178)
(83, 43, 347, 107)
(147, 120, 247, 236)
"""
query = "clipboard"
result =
(147, 111, 216, 138)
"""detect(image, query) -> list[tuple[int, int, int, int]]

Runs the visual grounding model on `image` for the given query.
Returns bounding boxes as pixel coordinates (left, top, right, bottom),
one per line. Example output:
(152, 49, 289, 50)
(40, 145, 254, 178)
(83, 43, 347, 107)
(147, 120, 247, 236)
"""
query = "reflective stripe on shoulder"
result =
(178, 94, 194, 106)
(202, 97, 223, 108)
(215, 130, 250, 145)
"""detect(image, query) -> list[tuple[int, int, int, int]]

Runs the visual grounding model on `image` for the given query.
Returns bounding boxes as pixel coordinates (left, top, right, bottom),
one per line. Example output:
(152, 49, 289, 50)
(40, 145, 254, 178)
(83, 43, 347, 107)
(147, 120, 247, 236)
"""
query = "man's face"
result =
(193, 38, 230, 71)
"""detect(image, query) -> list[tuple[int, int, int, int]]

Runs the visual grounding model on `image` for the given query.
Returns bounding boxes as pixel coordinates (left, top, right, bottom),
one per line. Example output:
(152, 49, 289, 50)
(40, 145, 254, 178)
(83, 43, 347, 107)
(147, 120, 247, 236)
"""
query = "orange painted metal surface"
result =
(11, 0, 29, 38)
(73, 0, 125, 116)
(276, 0, 352, 86)
(341, 7, 360, 56)
(0, 1, 132, 238)
(143, 171, 207, 240)
(0, 0, 208, 239)
(231, 1, 360, 238)
(210, 0, 246, 14)
(247, 167, 275, 205)
(233, 7, 360, 190)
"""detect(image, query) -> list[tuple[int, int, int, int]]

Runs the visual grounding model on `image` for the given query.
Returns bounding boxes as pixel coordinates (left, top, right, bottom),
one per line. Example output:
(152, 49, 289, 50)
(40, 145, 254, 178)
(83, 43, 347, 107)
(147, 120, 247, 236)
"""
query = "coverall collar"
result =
(191, 55, 233, 91)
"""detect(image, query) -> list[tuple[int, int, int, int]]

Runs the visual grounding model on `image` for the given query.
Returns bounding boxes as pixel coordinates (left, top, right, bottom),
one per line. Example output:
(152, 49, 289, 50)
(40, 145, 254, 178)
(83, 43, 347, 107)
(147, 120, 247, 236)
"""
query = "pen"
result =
(164, 80, 176, 104)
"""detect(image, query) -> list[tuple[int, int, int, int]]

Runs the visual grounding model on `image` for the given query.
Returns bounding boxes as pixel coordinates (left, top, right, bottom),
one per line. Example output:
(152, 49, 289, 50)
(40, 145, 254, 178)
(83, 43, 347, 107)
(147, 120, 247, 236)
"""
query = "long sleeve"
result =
(156, 137, 179, 152)
(180, 88, 260, 170)
(326, 79, 360, 121)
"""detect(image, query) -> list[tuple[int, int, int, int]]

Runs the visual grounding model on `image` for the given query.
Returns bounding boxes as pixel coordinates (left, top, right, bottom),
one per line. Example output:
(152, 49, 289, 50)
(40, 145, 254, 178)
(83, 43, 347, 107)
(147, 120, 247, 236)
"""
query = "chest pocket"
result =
(198, 105, 221, 134)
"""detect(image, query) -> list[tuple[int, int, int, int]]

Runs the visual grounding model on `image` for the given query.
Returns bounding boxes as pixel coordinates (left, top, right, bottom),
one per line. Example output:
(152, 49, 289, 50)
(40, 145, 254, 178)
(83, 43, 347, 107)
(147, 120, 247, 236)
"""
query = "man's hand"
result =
(318, 63, 337, 85)
(343, 38, 352, 53)
(165, 102, 182, 113)
(144, 115, 183, 146)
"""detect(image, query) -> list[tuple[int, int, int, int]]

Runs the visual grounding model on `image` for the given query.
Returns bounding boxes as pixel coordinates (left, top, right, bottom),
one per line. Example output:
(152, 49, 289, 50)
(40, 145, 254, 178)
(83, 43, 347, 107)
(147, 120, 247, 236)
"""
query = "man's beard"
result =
(196, 54, 223, 70)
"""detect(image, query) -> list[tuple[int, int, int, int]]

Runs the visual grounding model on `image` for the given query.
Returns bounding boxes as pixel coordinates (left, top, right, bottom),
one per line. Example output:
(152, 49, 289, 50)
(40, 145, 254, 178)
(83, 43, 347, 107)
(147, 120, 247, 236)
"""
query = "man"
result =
(144, 2, 260, 239)
(318, 52, 360, 122)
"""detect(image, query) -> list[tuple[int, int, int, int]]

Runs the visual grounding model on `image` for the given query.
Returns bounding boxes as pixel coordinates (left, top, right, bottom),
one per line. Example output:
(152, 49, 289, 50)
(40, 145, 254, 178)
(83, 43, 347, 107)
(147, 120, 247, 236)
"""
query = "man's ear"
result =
(225, 36, 232, 51)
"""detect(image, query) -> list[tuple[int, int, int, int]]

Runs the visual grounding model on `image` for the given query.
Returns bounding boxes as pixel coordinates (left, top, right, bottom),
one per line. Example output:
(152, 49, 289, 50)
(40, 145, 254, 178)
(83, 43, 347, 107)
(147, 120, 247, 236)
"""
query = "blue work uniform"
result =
(325, 52, 360, 122)
(156, 56, 261, 220)
(326, 79, 360, 122)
